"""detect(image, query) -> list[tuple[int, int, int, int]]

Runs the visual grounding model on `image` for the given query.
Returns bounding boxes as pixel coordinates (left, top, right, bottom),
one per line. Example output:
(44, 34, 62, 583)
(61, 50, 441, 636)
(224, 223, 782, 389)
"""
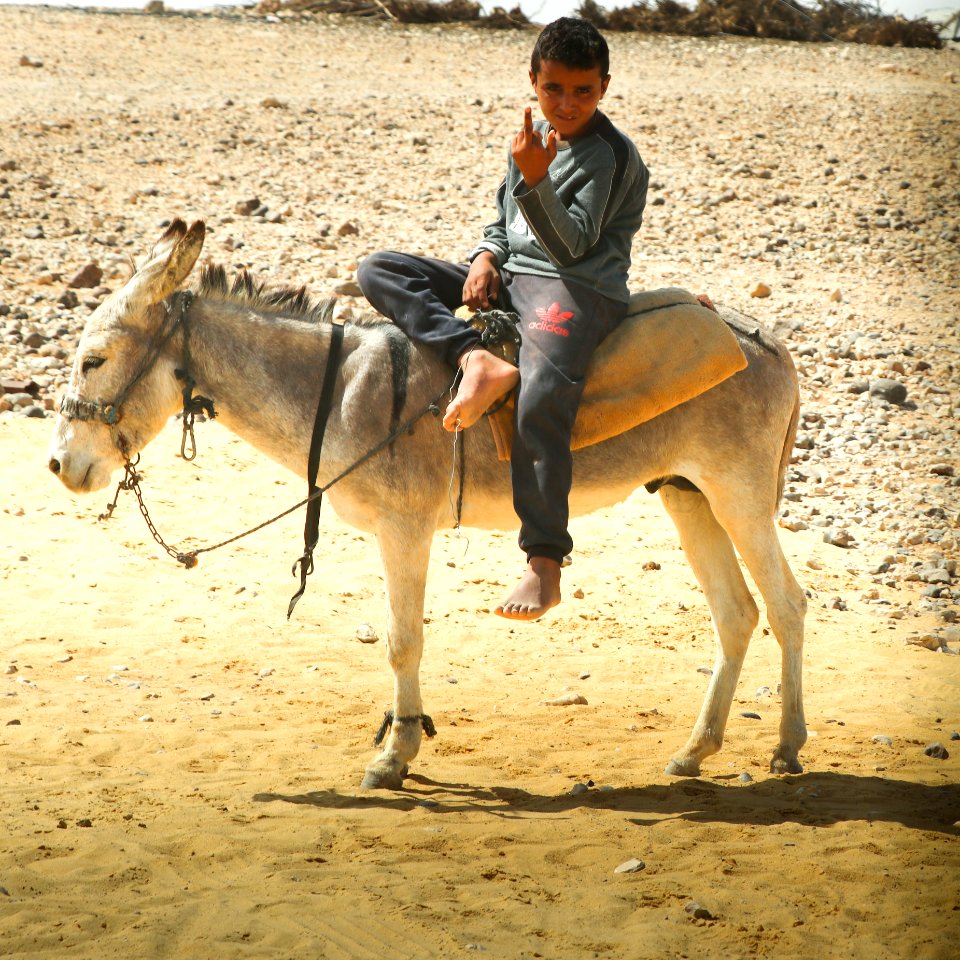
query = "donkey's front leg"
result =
(361, 520, 434, 790)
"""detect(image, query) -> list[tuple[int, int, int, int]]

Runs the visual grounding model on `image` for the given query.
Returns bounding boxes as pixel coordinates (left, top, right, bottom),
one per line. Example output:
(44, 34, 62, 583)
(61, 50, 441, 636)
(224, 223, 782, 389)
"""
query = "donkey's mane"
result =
(196, 263, 386, 327)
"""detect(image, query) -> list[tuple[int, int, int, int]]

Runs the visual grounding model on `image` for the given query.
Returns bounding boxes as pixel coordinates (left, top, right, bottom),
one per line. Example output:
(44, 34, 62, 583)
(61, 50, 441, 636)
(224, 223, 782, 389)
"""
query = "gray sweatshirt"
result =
(470, 111, 648, 304)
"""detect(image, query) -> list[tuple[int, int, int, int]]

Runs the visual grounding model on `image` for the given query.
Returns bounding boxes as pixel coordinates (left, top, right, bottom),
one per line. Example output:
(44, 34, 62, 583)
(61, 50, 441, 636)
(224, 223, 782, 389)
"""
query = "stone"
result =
(685, 901, 714, 920)
(234, 197, 260, 216)
(337, 221, 360, 237)
(750, 282, 772, 298)
(869, 378, 907, 405)
(824, 528, 855, 548)
(67, 263, 103, 289)
(334, 281, 363, 297)
(872, 735, 893, 746)
(906, 634, 942, 651)
(544, 692, 588, 706)
(355, 622, 379, 643)
(3, 379, 41, 396)
(924, 742, 949, 760)
(57, 290, 79, 309)
(614, 858, 646, 874)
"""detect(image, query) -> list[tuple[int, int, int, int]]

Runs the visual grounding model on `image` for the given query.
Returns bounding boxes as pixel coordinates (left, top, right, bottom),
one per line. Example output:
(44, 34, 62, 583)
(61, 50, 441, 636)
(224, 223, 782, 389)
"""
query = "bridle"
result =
(58, 288, 452, 613)
(58, 290, 215, 462)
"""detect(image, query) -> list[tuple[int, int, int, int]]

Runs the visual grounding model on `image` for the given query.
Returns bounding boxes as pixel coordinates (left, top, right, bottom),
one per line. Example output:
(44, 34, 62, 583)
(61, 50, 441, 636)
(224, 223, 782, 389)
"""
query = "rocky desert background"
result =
(1, 6, 958, 958)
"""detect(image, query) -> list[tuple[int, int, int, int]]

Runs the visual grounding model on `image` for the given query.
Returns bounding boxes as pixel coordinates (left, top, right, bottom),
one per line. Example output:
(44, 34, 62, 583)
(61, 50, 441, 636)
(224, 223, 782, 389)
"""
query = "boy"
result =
(358, 17, 648, 621)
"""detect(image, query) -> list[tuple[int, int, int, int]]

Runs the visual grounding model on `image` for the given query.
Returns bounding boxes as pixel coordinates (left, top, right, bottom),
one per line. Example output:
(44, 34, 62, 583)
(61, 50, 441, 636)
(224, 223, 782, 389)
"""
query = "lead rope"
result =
(446, 364, 469, 554)
(102, 383, 452, 580)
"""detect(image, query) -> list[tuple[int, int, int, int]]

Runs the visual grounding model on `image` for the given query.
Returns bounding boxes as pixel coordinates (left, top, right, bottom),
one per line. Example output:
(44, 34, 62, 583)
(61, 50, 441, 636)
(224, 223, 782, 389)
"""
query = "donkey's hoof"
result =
(770, 751, 803, 775)
(361, 763, 408, 790)
(665, 756, 701, 777)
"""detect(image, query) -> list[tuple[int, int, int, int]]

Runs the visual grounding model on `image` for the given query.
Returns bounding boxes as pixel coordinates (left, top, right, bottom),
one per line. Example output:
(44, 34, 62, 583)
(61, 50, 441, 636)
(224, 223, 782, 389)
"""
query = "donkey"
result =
(48, 220, 807, 789)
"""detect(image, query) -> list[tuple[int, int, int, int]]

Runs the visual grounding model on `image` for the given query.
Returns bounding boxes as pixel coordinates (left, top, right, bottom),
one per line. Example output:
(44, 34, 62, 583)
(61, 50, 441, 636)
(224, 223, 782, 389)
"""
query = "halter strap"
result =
(59, 291, 195, 428)
(287, 320, 345, 619)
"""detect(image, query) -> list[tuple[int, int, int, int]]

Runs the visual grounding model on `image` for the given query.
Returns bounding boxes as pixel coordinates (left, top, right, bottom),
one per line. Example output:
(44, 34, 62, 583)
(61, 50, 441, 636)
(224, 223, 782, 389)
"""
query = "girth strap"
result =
(287, 321, 345, 619)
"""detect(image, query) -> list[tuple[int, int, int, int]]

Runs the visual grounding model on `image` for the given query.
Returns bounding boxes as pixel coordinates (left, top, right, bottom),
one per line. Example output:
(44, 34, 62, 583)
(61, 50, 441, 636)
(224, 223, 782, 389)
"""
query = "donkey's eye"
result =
(81, 356, 105, 374)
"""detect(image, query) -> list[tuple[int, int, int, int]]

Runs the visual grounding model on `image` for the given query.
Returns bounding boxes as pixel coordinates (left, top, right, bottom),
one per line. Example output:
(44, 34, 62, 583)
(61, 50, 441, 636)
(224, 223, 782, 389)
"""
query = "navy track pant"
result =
(357, 251, 627, 565)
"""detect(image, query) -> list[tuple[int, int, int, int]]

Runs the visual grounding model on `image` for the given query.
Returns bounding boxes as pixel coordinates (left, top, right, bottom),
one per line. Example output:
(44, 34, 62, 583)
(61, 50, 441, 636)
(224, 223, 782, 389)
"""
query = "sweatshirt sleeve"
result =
(511, 161, 616, 268)
(468, 177, 510, 267)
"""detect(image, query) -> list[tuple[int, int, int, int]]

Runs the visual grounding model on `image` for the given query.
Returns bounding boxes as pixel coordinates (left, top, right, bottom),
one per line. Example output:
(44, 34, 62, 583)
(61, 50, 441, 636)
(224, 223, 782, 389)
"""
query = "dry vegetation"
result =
(259, 0, 944, 47)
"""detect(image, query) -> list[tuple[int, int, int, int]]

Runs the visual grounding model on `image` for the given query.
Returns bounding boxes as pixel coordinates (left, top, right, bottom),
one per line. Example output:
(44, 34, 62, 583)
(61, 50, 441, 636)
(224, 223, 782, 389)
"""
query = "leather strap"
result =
(288, 321, 345, 619)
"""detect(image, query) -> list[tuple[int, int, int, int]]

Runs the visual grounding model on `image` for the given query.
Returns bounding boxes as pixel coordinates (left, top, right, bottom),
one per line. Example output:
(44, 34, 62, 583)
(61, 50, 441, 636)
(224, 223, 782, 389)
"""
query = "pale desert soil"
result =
(1, 8, 959, 960)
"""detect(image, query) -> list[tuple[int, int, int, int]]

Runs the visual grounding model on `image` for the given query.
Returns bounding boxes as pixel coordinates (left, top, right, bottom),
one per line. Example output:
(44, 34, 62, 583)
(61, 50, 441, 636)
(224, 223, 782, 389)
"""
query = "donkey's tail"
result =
(776, 387, 801, 508)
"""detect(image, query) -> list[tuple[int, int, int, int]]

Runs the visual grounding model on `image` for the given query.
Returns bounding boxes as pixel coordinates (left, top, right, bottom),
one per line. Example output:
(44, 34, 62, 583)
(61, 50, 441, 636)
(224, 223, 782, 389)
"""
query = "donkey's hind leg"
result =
(715, 503, 808, 775)
(659, 485, 760, 777)
(361, 518, 434, 790)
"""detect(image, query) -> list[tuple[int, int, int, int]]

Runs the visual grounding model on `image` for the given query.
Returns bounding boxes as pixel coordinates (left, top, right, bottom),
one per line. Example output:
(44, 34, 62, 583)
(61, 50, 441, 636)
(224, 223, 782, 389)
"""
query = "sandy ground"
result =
(2, 7, 959, 959)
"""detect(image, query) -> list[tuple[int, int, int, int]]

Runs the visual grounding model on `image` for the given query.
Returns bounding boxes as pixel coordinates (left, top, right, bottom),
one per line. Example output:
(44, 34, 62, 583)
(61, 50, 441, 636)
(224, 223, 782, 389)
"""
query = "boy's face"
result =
(529, 59, 610, 140)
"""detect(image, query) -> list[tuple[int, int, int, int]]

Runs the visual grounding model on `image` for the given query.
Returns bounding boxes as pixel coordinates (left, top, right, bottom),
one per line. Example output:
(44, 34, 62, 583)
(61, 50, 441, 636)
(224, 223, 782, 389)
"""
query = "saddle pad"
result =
(487, 288, 748, 461)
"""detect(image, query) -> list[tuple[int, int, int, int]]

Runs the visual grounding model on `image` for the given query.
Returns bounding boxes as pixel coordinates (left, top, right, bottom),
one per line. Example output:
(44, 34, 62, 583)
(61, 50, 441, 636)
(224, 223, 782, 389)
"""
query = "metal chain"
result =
(103, 384, 450, 569)
(103, 459, 199, 568)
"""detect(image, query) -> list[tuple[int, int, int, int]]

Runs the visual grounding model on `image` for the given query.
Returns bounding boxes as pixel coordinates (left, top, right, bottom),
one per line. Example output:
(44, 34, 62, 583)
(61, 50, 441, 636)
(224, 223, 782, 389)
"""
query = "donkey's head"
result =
(48, 219, 206, 492)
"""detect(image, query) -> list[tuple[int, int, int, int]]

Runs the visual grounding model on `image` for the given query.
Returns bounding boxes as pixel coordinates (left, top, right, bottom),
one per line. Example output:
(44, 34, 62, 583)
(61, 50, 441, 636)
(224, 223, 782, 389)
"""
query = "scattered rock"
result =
(235, 197, 260, 216)
(739, 711, 762, 720)
(924, 742, 949, 760)
(544, 692, 588, 706)
(823, 528, 856, 548)
(872, 735, 893, 746)
(67, 263, 103, 289)
(614, 858, 646, 874)
(685, 901, 715, 920)
(906, 634, 943, 651)
(355, 622, 379, 643)
(869, 378, 908, 405)
(750, 282, 771, 298)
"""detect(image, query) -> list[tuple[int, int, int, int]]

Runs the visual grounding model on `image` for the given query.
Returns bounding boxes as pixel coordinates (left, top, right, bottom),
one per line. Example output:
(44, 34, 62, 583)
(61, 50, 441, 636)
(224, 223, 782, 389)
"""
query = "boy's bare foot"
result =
(443, 347, 519, 432)
(495, 556, 561, 621)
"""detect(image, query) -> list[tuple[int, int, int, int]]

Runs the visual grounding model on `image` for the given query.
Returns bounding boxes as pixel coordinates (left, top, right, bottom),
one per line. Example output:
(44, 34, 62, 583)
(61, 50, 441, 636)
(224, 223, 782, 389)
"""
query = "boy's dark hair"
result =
(531, 17, 610, 78)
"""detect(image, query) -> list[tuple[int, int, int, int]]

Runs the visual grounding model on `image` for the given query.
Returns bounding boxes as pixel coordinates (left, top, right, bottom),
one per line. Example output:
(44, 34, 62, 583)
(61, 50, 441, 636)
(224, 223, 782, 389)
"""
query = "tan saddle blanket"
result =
(480, 287, 747, 462)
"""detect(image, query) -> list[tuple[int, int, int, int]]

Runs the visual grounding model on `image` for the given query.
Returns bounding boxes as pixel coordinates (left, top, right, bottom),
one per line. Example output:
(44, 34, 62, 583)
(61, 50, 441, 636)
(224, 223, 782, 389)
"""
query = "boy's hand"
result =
(512, 106, 557, 189)
(463, 251, 501, 310)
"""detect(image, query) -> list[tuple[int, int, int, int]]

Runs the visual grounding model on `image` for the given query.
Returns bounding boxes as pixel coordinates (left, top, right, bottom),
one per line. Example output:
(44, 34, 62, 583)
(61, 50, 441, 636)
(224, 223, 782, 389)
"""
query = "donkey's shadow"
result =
(254, 771, 960, 835)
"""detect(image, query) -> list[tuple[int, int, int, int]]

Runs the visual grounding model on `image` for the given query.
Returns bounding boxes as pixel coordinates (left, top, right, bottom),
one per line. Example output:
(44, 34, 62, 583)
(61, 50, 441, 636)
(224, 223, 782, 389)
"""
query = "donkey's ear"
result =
(122, 219, 206, 312)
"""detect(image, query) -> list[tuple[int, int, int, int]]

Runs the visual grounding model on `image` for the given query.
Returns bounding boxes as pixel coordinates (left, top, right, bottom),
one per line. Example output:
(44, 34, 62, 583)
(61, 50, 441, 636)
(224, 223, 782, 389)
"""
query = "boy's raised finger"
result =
(523, 106, 533, 135)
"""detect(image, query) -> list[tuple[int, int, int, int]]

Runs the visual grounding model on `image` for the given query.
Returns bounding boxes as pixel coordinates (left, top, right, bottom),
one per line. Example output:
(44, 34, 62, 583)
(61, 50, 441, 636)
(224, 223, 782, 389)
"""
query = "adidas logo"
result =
(529, 302, 574, 336)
